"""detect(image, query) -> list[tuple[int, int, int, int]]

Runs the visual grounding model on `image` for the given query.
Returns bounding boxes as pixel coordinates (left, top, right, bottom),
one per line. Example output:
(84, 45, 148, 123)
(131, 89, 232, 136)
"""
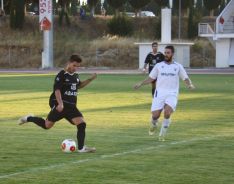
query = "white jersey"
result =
(149, 61, 188, 96)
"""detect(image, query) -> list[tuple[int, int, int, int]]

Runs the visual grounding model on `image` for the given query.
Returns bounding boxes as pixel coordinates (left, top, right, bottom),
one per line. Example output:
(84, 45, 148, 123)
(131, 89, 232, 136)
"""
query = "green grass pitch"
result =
(0, 73, 234, 184)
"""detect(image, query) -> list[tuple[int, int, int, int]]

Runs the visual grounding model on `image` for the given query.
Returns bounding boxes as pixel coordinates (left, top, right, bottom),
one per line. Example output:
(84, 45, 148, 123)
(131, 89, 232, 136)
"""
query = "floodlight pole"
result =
(178, 0, 181, 41)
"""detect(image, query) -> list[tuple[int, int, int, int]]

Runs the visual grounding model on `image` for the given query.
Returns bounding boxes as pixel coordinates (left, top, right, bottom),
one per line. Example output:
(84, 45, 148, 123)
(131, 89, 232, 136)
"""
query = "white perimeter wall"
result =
(216, 38, 230, 67)
(136, 43, 193, 69)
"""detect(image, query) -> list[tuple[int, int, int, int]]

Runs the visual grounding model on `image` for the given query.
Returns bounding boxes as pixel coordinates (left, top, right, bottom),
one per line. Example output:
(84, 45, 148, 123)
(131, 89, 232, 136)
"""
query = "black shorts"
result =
(47, 101, 83, 124)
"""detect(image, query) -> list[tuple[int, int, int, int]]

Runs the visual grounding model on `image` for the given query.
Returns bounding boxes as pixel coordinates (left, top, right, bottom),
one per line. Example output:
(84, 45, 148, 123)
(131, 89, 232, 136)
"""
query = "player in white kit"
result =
(134, 45, 195, 141)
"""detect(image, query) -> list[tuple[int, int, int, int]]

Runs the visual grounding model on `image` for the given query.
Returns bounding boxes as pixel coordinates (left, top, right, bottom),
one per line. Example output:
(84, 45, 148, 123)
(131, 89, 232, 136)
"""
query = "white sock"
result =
(163, 118, 171, 128)
(159, 118, 171, 136)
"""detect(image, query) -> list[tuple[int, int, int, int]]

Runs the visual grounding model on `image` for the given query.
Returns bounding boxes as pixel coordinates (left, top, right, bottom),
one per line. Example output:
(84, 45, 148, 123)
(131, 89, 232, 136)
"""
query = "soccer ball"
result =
(61, 139, 77, 153)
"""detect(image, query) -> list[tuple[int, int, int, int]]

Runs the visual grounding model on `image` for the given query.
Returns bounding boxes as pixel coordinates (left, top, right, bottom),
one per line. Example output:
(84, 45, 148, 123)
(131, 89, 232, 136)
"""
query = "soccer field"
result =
(0, 73, 234, 184)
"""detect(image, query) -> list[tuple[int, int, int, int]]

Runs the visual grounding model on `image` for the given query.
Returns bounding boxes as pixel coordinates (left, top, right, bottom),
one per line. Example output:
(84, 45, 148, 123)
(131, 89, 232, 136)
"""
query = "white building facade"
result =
(199, 0, 234, 67)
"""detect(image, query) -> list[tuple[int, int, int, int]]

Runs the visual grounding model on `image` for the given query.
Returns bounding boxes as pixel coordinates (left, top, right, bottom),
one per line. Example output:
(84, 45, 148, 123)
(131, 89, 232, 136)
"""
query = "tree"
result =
(219, 0, 225, 13)
(71, 0, 79, 16)
(188, 1, 197, 38)
(128, 0, 151, 17)
(2, 0, 11, 14)
(107, 15, 133, 36)
(194, 0, 204, 23)
(58, 0, 70, 26)
(87, 0, 99, 17)
(173, 0, 191, 9)
(106, 0, 127, 15)
(95, 0, 102, 15)
(153, 0, 169, 8)
(173, 0, 193, 16)
(27, 0, 39, 14)
(196, 0, 203, 10)
(124, 1, 134, 13)
(143, 1, 160, 16)
(203, 0, 222, 16)
(10, 0, 25, 29)
(103, 0, 114, 15)
(195, 0, 205, 16)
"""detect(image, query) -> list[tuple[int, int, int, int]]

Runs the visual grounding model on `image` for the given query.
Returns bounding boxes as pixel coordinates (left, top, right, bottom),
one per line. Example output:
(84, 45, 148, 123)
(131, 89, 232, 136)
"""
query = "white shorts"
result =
(151, 92, 178, 112)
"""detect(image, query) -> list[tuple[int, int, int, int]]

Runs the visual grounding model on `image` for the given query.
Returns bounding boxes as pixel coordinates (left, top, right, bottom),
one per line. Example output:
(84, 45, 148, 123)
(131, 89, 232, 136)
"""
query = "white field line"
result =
(0, 136, 219, 179)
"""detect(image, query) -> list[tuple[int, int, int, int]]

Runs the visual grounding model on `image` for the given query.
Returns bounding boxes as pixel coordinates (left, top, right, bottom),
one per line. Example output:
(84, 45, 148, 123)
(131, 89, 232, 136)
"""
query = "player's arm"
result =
(135, 63, 158, 89)
(78, 73, 97, 89)
(134, 77, 155, 89)
(143, 54, 150, 72)
(55, 89, 64, 112)
(53, 71, 65, 112)
(179, 65, 195, 90)
(142, 63, 148, 73)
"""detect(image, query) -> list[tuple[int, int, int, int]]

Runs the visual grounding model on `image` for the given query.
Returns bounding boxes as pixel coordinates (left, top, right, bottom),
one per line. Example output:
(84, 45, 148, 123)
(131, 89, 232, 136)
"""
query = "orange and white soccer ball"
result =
(61, 139, 77, 153)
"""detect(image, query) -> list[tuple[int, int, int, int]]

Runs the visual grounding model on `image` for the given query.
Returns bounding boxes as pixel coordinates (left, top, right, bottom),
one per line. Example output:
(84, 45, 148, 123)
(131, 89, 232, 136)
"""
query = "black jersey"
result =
(145, 52, 164, 73)
(49, 70, 80, 105)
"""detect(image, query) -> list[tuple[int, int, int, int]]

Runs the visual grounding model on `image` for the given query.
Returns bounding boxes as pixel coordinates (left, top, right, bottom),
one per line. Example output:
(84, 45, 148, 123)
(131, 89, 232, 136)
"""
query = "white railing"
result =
(198, 23, 215, 35)
(216, 0, 234, 34)
(223, 15, 234, 33)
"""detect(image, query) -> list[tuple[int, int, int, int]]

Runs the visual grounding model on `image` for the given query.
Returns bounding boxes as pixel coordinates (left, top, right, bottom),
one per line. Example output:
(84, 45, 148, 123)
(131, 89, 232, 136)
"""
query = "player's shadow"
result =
(0, 102, 151, 123)
(0, 95, 49, 103)
(81, 102, 151, 113)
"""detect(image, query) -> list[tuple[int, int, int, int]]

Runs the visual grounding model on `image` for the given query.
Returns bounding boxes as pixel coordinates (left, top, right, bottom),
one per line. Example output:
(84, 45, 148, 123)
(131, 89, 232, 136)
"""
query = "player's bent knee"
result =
(72, 117, 85, 125)
(164, 111, 172, 119)
(45, 120, 55, 129)
(152, 115, 160, 120)
(77, 122, 86, 130)
(152, 111, 161, 120)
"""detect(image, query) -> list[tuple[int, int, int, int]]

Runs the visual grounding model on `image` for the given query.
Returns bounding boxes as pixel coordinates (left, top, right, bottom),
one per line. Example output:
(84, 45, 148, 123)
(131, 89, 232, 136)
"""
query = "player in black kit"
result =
(18, 54, 97, 153)
(143, 42, 164, 96)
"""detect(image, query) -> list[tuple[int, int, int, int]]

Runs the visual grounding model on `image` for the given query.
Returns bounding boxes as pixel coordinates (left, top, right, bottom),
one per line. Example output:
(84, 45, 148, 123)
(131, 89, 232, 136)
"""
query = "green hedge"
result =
(107, 15, 133, 37)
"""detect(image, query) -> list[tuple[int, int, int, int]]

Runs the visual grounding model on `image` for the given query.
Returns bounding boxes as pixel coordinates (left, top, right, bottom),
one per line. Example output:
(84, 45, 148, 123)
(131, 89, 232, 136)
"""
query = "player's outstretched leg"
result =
(76, 122, 96, 153)
(18, 115, 48, 129)
(18, 114, 33, 125)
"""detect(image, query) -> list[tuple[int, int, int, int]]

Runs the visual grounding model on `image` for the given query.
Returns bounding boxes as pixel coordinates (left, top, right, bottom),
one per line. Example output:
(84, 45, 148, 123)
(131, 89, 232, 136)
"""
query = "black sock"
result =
(152, 88, 155, 97)
(77, 123, 86, 150)
(27, 116, 47, 129)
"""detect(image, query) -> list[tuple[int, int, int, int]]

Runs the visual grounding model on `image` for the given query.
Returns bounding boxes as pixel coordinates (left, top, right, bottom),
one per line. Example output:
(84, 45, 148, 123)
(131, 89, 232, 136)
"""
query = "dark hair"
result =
(152, 41, 158, 47)
(165, 45, 175, 53)
(69, 54, 82, 63)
